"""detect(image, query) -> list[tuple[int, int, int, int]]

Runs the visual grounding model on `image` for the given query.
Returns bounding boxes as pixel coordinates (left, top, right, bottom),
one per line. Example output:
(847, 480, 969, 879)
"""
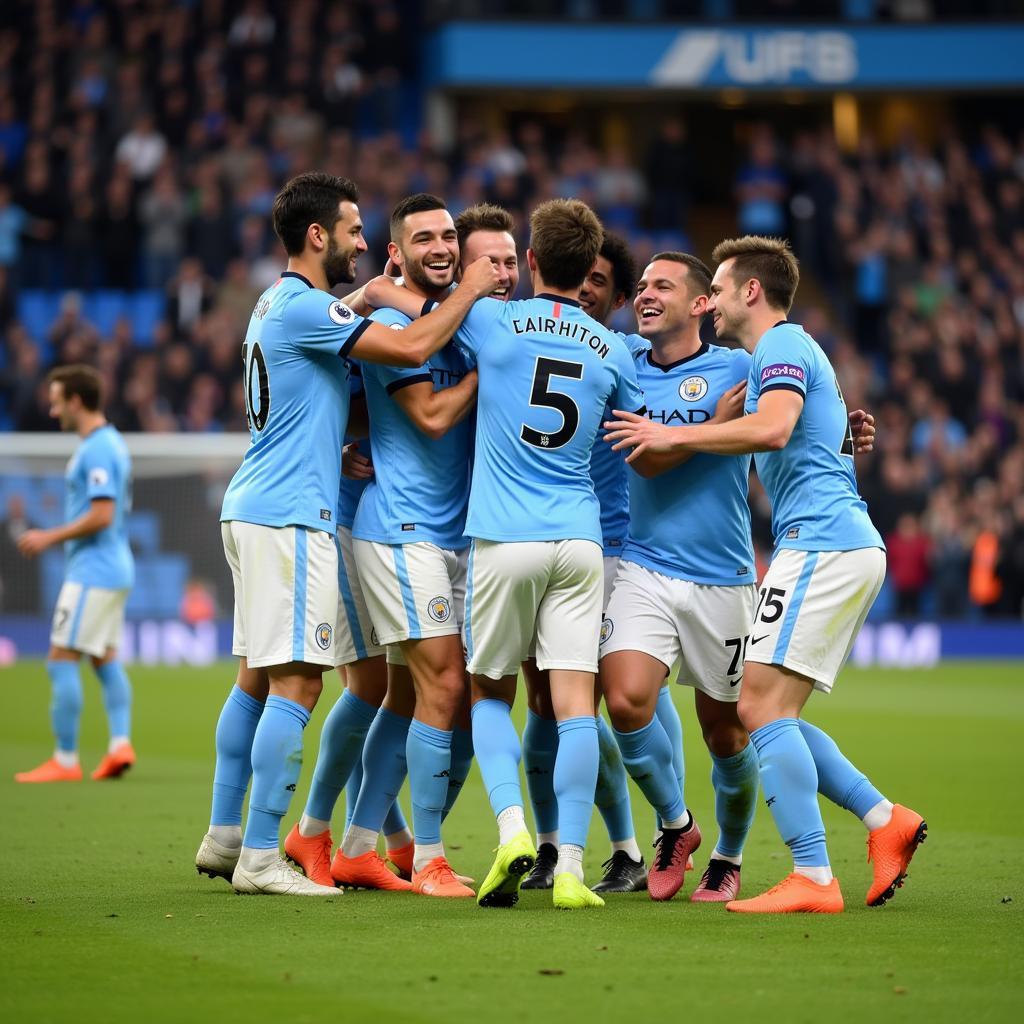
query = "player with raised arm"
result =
(605, 235, 923, 914)
(330, 194, 480, 898)
(194, 172, 498, 896)
(15, 365, 136, 783)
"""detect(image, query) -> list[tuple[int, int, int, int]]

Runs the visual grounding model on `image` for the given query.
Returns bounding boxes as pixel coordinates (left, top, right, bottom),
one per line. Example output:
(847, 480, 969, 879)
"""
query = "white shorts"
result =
(353, 539, 467, 647)
(466, 538, 603, 680)
(745, 547, 886, 693)
(50, 582, 128, 658)
(222, 521, 339, 669)
(335, 527, 385, 666)
(600, 560, 757, 702)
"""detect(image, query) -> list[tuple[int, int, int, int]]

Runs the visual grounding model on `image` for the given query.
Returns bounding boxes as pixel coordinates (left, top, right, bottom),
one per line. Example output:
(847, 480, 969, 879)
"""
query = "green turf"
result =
(1, 661, 1021, 1023)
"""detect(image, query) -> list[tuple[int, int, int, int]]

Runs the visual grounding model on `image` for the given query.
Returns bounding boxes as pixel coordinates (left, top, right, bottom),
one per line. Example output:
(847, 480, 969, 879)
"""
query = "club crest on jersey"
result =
(679, 376, 708, 401)
(328, 300, 354, 325)
(315, 622, 333, 650)
(427, 596, 451, 623)
(600, 617, 614, 644)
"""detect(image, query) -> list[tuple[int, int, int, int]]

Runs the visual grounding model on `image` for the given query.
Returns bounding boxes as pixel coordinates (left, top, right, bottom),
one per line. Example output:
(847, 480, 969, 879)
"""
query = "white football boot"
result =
(232, 854, 340, 896)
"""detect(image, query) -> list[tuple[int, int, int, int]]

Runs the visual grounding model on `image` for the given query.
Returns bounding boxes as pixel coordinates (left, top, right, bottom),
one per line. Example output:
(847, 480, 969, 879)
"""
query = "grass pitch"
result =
(1, 661, 1021, 1023)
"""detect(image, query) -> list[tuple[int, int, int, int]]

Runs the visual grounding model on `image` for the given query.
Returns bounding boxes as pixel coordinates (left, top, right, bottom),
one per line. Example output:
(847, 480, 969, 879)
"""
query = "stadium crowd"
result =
(0, 0, 1021, 619)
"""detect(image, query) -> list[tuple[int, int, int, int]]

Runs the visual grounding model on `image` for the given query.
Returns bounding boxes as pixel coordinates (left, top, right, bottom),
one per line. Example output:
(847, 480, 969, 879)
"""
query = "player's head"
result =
(47, 364, 103, 431)
(579, 232, 636, 325)
(634, 251, 712, 342)
(708, 235, 799, 340)
(527, 199, 603, 293)
(272, 172, 366, 287)
(388, 193, 458, 296)
(455, 203, 518, 300)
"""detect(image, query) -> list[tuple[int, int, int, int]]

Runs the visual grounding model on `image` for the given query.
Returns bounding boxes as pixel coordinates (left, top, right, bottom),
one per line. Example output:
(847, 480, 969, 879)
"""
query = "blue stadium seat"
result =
(127, 553, 189, 618)
(130, 291, 166, 345)
(84, 290, 129, 337)
(126, 510, 161, 554)
(17, 290, 56, 343)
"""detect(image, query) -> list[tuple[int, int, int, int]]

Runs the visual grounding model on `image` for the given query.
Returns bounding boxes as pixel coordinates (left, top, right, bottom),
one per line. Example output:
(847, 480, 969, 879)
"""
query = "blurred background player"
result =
(15, 364, 136, 783)
(195, 172, 498, 896)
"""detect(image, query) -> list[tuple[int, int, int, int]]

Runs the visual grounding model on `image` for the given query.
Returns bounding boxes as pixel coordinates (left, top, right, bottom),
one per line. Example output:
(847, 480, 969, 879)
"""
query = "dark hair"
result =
(529, 199, 603, 291)
(454, 203, 515, 251)
(390, 193, 448, 242)
(599, 232, 637, 300)
(650, 251, 713, 298)
(710, 235, 799, 312)
(48, 364, 103, 411)
(271, 172, 359, 255)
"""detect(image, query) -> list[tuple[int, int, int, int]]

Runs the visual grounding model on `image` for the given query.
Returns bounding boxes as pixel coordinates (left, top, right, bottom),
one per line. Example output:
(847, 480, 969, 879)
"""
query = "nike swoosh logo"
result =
(728, 677, 740, 687)
(750, 635, 770, 645)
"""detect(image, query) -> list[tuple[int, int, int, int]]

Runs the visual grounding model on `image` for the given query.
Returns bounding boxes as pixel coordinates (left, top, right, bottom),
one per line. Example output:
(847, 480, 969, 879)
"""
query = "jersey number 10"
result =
(242, 342, 271, 433)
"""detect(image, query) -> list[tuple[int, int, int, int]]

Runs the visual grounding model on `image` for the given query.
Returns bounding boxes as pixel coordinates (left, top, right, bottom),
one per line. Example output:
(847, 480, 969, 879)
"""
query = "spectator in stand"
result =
(115, 113, 169, 184)
(139, 166, 190, 289)
(886, 513, 932, 619)
(166, 257, 217, 336)
(735, 124, 787, 236)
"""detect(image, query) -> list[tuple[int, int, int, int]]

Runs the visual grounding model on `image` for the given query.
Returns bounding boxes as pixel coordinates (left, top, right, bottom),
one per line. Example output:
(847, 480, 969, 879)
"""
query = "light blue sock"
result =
(210, 685, 264, 826)
(523, 709, 559, 834)
(47, 660, 83, 753)
(244, 696, 310, 849)
(442, 727, 474, 820)
(554, 717, 599, 848)
(344, 759, 362, 832)
(798, 719, 886, 819)
(750, 718, 828, 867)
(614, 716, 686, 823)
(94, 661, 131, 739)
(351, 707, 410, 833)
(594, 715, 634, 842)
(710, 743, 759, 858)
(407, 719, 452, 846)
(654, 685, 684, 829)
(471, 698, 522, 817)
(305, 689, 377, 824)
(383, 798, 409, 838)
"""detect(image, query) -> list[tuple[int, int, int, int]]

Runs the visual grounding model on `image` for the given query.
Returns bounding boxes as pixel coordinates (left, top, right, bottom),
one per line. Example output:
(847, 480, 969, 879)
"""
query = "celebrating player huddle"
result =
(196, 171, 927, 914)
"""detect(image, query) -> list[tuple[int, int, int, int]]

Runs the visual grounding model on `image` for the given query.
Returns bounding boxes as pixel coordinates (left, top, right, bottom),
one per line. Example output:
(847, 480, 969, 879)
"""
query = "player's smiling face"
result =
(396, 209, 459, 296)
(634, 259, 691, 340)
(460, 229, 518, 300)
(324, 201, 368, 287)
(707, 259, 746, 341)
(579, 254, 623, 325)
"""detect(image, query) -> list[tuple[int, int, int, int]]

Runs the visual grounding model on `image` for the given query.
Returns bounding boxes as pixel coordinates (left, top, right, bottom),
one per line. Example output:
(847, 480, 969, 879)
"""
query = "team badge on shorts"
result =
(600, 617, 614, 644)
(427, 596, 452, 623)
(315, 622, 333, 650)
(680, 376, 708, 401)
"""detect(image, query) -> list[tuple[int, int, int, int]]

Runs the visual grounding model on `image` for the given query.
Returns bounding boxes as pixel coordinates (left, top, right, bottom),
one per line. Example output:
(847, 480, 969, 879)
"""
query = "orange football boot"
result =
(331, 849, 413, 891)
(866, 804, 927, 907)
(284, 824, 336, 888)
(387, 841, 414, 880)
(727, 873, 844, 914)
(15, 757, 83, 783)
(412, 856, 475, 898)
(91, 742, 136, 780)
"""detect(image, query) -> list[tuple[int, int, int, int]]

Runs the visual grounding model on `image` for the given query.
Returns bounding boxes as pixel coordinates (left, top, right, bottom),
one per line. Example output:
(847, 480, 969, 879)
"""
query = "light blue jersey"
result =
(623, 343, 755, 586)
(337, 365, 370, 530)
(746, 322, 883, 552)
(455, 294, 644, 545)
(64, 424, 134, 590)
(220, 272, 371, 532)
(589, 332, 649, 556)
(353, 306, 474, 549)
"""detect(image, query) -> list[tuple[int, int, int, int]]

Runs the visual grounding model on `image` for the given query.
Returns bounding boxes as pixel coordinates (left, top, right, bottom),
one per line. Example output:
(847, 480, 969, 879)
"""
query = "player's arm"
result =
(606, 388, 803, 462)
(350, 257, 499, 368)
(362, 277, 425, 319)
(627, 380, 748, 477)
(390, 370, 479, 441)
(17, 499, 115, 557)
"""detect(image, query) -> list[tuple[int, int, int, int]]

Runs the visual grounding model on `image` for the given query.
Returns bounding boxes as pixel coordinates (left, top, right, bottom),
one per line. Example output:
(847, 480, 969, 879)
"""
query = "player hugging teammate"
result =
(195, 172, 925, 914)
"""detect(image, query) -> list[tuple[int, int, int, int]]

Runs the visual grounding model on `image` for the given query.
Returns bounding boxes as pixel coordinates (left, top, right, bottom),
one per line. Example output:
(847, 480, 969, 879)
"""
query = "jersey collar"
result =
(646, 341, 708, 372)
(772, 319, 788, 329)
(281, 271, 314, 289)
(535, 292, 581, 307)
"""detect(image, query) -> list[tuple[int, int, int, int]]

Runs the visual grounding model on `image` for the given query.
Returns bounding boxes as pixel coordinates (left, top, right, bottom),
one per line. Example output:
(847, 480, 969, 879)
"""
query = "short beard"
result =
(402, 256, 452, 297)
(324, 234, 355, 287)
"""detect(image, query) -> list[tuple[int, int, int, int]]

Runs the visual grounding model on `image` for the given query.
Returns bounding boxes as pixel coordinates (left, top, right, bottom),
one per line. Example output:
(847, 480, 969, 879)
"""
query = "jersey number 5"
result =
(520, 357, 583, 450)
(242, 342, 271, 432)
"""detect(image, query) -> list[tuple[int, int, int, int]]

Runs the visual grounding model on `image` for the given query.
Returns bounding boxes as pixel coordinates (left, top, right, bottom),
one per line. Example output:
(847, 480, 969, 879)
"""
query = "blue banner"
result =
(429, 23, 1024, 90)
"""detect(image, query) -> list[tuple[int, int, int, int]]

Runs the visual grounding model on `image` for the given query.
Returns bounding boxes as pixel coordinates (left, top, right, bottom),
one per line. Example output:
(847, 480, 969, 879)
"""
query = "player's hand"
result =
(342, 442, 374, 480)
(603, 410, 683, 464)
(713, 381, 747, 423)
(849, 408, 876, 454)
(17, 529, 53, 557)
(363, 274, 401, 310)
(460, 256, 502, 299)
